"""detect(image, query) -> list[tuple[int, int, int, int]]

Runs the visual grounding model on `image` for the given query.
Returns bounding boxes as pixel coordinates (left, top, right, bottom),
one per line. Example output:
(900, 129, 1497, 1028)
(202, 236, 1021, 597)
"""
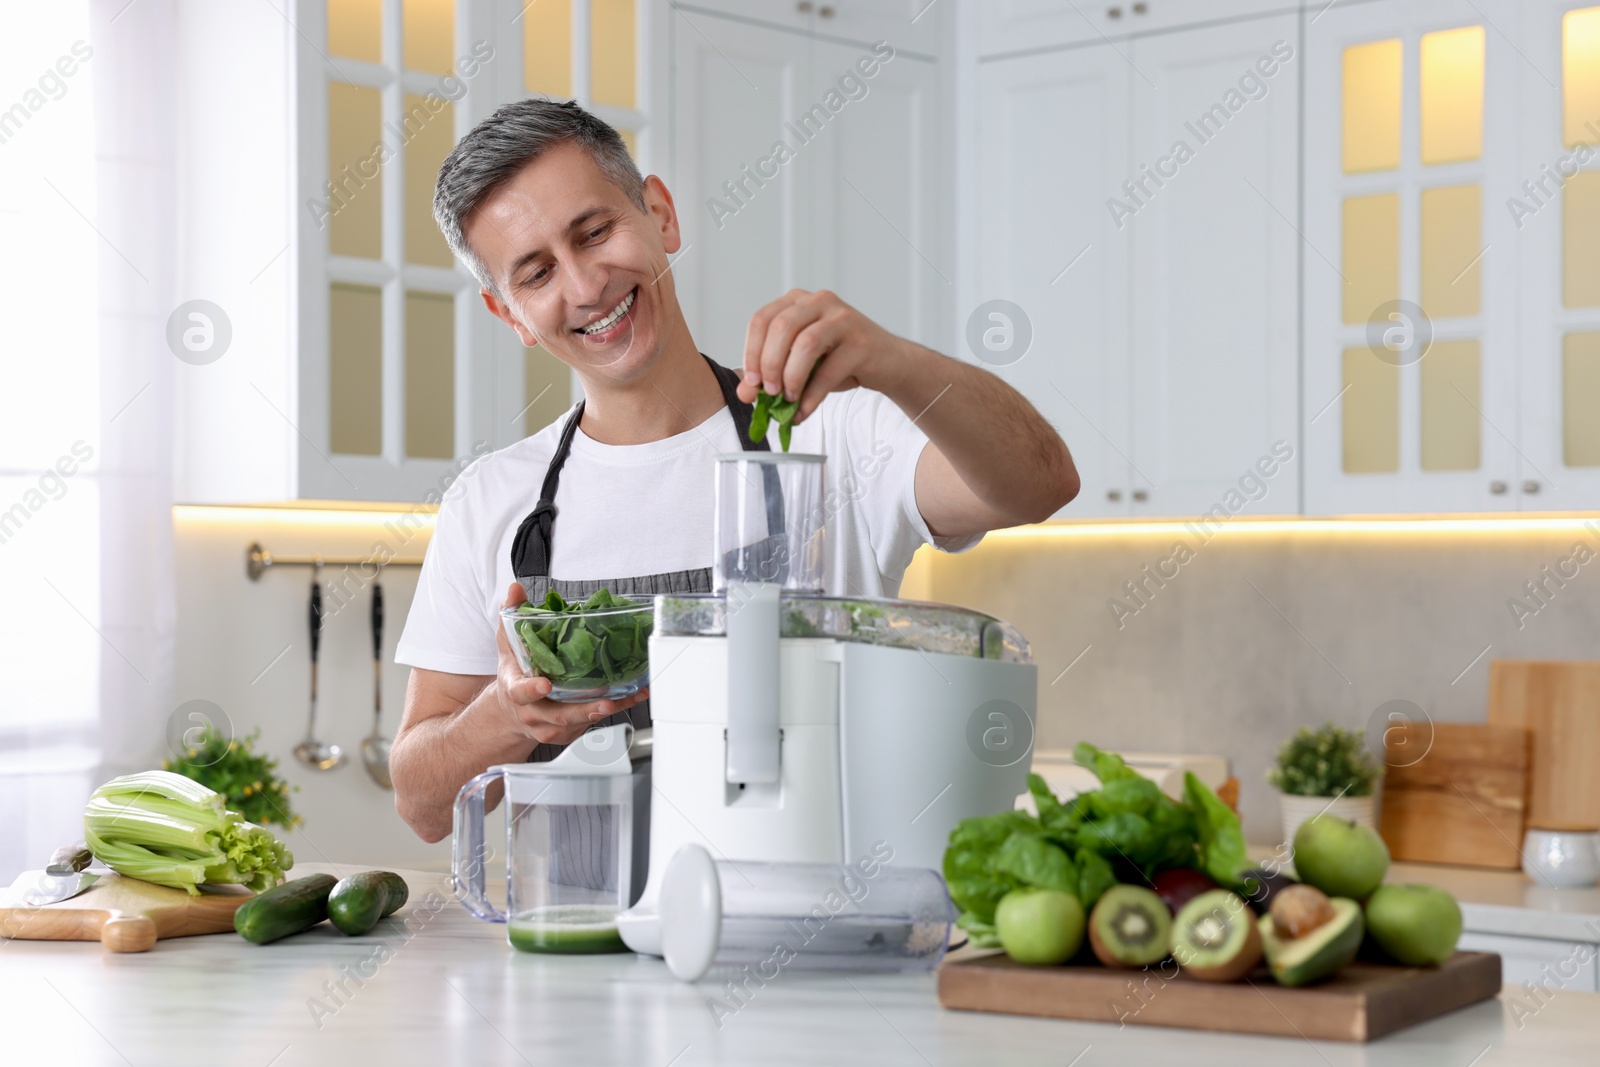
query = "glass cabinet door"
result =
(510, 0, 645, 439)
(1515, 2, 1600, 510)
(300, 0, 649, 499)
(1303, 0, 1520, 515)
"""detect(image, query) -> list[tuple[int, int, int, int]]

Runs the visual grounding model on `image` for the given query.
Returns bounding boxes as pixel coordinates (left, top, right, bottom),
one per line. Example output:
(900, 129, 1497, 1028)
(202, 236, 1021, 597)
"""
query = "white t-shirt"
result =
(394, 386, 982, 676)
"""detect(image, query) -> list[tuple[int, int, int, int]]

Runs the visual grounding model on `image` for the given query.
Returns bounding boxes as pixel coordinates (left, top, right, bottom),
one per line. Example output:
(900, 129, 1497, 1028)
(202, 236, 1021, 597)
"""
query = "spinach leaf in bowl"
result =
(513, 588, 651, 689)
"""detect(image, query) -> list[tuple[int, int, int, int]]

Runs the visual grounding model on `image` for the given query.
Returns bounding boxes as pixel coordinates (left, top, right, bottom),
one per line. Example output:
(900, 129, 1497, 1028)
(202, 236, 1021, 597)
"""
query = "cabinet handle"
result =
(1132, 2, 1149, 12)
(796, 1, 813, 12)
(1107, 489, 1123, 502)
(1489, 480, 1507, 494)
(1522, 480, 1541, 494)
(1107, 5, 1123, 17)
(1132, 489, 1149, 503)
(818, 4, 835, 16)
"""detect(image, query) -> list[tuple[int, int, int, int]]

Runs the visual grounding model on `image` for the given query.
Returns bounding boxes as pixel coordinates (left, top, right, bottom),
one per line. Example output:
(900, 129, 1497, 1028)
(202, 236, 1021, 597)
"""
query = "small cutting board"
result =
(0, 871, 253, 952)
(1378, 721, 1530, 868)
(937, 952, 1502, 1042)
(1487, 660, 1600, 828)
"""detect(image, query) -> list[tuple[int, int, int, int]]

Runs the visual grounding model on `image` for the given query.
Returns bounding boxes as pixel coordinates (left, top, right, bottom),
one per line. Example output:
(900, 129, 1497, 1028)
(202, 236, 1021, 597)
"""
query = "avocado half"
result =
(1258, 897, 1364, 987)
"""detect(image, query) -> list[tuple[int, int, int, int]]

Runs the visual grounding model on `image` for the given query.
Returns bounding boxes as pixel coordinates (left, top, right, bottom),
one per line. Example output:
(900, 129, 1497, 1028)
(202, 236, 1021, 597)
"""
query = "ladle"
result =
(294, 564, 344, 771)
(360, 579, 392, 788)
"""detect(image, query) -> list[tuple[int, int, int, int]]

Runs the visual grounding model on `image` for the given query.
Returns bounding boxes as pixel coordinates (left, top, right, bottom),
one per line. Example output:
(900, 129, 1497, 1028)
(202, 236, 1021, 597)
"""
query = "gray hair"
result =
(433, 98, 645, 294)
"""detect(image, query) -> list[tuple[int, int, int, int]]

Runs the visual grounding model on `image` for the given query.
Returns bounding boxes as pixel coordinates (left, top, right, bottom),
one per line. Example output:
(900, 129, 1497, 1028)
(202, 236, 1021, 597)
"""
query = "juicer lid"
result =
(493, 722, 634, 777)
(652, 593, 1033, 664)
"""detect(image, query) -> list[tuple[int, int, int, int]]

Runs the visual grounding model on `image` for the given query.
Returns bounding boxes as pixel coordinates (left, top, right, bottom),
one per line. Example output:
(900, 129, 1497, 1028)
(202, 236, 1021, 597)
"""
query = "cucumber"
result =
(327, 870, 409, 935)
(234, 874, 338, 944)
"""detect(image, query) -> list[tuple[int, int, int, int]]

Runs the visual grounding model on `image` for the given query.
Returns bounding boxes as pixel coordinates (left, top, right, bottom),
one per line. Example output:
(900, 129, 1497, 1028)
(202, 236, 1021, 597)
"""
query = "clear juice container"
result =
(452, 724, 637, 953)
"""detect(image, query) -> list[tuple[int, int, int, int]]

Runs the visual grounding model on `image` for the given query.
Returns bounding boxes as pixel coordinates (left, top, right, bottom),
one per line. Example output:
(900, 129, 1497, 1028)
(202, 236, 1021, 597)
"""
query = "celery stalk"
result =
(84, 770, 293, 895)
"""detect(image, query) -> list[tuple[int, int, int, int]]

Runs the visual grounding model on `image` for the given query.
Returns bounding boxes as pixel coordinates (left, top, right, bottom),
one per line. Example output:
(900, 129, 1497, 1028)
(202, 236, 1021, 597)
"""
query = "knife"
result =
(22, 843, 99, 906)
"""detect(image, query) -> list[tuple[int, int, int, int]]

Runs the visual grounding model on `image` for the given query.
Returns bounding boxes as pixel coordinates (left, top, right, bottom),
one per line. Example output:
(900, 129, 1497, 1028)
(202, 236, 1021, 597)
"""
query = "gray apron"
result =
(507, 354, 774, 894)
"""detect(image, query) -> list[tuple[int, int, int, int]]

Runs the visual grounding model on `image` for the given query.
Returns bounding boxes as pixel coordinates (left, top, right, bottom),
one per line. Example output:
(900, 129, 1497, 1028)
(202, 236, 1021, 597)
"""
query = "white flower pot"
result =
(1278, 790, 1378, 850)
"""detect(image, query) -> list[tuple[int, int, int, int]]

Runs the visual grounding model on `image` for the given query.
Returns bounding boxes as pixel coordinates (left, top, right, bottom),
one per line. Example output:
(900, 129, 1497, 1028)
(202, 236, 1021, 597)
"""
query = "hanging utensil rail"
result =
(246, 541, 424, 582)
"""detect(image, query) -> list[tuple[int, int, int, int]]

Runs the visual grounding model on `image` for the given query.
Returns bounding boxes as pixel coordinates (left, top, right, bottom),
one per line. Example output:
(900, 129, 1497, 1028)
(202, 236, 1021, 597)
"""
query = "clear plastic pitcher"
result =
(452, 724, 637, 953)
(714, 452, 825, 593)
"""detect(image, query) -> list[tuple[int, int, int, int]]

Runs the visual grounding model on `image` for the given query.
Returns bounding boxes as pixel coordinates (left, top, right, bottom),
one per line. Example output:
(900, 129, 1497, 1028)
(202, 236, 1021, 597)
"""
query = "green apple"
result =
(996, 887, 1085, 965)
(1365, 884, 1462, 966)
(1293, 815, 1390, 899)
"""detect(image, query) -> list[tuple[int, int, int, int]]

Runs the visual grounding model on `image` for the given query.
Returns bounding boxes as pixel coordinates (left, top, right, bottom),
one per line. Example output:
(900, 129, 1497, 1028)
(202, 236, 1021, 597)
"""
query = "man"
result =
(390, 99, 1077, 842)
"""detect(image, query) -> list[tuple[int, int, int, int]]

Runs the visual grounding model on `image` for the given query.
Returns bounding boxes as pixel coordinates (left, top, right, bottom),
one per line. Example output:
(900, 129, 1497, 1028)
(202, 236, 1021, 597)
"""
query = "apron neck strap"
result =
(510, 354, 771, 584)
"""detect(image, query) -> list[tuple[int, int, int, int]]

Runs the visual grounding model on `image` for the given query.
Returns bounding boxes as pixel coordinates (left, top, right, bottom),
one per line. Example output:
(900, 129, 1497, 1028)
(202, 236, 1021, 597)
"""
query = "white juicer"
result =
(616, 452, 1037, 957)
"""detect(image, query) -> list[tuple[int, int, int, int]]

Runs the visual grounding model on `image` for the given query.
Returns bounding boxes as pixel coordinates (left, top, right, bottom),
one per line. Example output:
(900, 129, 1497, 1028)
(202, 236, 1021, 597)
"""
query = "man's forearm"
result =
(885, 343, 1078, 525)
(391, 688, 533, 843)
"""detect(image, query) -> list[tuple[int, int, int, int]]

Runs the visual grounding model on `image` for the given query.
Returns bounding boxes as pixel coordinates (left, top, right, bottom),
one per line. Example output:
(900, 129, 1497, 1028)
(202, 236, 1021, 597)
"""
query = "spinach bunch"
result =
(942, 742, 1249, 947)
(513, 588, 651, 691)
(749, 390, 800, 451)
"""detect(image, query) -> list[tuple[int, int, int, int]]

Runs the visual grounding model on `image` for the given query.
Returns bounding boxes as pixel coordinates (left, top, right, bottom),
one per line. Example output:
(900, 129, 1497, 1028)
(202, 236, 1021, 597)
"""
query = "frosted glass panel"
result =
(404, 0, 455, 76)
(1565, 332, 1600, 467)
(1565, 7, 1600, 148)
(1419, 339, 1480, 471)
(404, 94, 456, 268)
(591, 0, 636, 109)
(1343, 39, 1402, 173)
(329, 0, 382, 63)
(1342, 193, 1400, 325)
(523, 348, 572, 437)
(1566, 170, 1600, 308)
(328, 82, 383, 260)
(1420, 184, 1481, 319)
(330, 284, 383, 456)
(405, 292, 455, 460)
(1420, 26, 1484, 165)
(525, 0, 572, 97)
(1342, 347, 1400, 473)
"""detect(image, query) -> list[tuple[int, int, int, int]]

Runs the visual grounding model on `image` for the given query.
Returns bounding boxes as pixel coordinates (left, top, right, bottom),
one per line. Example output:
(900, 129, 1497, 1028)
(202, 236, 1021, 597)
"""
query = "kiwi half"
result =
(1088, 885, 1172, 968)
(1171, 889, 1263, 982)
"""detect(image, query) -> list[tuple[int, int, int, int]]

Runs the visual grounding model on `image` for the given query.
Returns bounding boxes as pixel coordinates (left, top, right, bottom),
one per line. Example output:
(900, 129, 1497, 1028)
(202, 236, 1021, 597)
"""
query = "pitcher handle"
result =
(452, 768, 506, 922)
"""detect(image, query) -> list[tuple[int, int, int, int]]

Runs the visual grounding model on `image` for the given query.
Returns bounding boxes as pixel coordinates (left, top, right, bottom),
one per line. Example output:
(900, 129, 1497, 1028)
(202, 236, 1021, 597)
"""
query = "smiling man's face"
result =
(467, 140, 682, 383)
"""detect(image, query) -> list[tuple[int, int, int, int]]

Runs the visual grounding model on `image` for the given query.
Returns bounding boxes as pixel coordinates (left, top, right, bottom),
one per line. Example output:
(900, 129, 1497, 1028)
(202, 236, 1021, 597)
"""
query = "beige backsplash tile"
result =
(922, 524, 1600, 843)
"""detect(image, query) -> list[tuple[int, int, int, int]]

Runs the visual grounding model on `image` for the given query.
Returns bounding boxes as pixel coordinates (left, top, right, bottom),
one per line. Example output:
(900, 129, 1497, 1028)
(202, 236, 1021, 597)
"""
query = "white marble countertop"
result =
(5, 862, 1600, 1066)
(1388, 861, 1600, 944)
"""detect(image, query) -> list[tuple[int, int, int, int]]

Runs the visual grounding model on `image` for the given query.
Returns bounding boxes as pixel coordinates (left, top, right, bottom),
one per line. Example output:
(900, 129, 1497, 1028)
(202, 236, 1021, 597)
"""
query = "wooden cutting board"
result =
(1487, 661, 1600, 829)
(937, 952, 1502, 1042)
(1378, 721, 1530, 868)
(0, 871, 253, 952)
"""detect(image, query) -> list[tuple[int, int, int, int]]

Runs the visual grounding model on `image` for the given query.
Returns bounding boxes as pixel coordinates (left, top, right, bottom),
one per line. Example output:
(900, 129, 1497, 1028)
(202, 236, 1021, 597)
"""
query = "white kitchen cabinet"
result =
(806, 38, 947, 349)
(1301, 0, 1524, 515)
(668, 12, 810, 368)
(975, 0, 1302, 60)
(969, 43, 1133, 519)
(675, 0, 945, 55)
(667, 4, 948, 370)
(1457, 932, 1600, 992)
(1127, 13, 1301, 516)
(176, 0, 653, 504)
(969, 10, 1299, 519)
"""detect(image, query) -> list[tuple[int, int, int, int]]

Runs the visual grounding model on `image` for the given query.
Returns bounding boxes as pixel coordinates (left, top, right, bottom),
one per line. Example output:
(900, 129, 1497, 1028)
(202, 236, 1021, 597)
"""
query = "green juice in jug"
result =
(508, 905, 627, 953)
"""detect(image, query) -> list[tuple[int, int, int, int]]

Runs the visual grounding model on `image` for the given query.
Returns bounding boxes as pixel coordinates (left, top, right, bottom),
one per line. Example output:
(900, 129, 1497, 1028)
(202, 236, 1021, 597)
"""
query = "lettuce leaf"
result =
(1073, 741, 1142, 783)
(1185, 771, 1249, 887)
(992, 833, 1077, 895)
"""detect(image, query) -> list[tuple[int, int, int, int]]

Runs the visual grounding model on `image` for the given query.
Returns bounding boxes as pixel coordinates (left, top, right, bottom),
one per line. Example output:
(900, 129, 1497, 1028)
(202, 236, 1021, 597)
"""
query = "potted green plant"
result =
(163, 726, 302, 830)
(1267, 723, 1382, 844)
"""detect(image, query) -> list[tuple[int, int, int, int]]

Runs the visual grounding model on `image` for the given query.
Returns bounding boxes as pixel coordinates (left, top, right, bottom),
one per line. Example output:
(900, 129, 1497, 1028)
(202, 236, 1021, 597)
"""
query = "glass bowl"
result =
(500, 601, 653, 703)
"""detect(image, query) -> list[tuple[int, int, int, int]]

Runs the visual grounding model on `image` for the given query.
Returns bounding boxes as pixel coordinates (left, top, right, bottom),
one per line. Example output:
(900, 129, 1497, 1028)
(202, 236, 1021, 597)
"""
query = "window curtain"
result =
(0, 0, 178, 883)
